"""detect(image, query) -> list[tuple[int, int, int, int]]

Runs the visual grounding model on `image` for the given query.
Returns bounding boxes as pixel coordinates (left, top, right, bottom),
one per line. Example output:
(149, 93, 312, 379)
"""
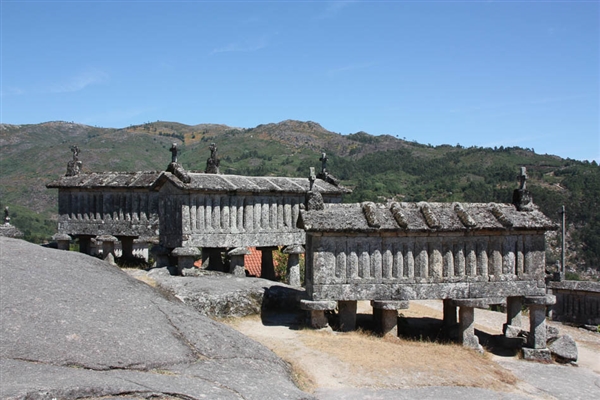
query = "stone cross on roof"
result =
(320, 152, 328, 173)
(66, 145, 82, 177)
(518, 166, 528, 190)
(205, 143, 220, 174)
(169, 143, 178, 163)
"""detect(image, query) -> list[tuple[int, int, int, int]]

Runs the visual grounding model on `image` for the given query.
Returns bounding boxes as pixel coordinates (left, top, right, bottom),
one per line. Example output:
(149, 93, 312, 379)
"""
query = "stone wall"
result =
(305, 231, 547, 301)
(548, 281, 600, 325)
(57, 189, 159, 237)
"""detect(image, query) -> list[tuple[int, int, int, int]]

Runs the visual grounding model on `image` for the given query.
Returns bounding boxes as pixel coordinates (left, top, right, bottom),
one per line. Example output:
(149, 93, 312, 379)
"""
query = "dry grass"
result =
(300, 329, 517, 390)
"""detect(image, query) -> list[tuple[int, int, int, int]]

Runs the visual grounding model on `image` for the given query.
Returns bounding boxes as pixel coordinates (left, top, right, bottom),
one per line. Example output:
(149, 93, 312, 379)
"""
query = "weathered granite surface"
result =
(0, 237, 311, 399)
(147, 267, 307, 317)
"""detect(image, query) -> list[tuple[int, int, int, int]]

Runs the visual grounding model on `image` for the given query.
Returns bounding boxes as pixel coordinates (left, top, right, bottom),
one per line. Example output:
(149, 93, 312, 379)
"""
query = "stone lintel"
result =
(522, 348, 552, 362)
(97, 235, 118, 242)
(451, 297, 504, 308)
(300, 299, 336, 311)
(283, 244, 305, 254)
(370, 300, 409, 310)
(227, 247, 251, 256)
(524, 295, 556, 306)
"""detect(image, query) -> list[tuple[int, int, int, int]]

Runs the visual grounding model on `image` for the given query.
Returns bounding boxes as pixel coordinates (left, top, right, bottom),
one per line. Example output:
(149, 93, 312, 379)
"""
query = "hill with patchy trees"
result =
(1, 120, 598, 276)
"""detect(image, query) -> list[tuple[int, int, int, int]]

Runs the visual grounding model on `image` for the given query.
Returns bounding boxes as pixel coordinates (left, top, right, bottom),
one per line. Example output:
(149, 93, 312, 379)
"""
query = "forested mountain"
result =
(1, 120, 598, 274)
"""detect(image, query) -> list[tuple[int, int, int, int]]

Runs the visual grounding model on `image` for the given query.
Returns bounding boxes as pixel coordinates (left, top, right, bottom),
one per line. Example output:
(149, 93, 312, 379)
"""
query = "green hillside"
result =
(1, 120, 598, 274)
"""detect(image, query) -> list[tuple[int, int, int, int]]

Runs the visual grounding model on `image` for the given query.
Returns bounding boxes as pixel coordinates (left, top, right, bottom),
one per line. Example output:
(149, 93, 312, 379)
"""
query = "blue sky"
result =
(2, 0, 598, 162)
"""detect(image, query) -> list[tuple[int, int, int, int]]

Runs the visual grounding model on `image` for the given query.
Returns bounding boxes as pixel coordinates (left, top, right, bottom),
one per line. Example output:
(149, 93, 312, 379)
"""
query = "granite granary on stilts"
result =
(298, 170, 559, 358)
(47, 145, 349, 278)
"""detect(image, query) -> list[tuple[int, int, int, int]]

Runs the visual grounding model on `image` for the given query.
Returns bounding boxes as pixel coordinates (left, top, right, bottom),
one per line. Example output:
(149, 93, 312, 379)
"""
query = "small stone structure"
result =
(299, 173, 559, 358)
(46, 171, 162, 258)
(0, 207, 24, 238)
(548, 280, 600, 325)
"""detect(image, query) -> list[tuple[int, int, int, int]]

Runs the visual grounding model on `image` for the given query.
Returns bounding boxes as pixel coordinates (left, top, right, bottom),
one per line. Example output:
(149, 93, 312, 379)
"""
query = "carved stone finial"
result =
(169, 143, 178, 163)
(205, 143, 220, 174)
(513, 166, 535, 211)
(309, 167, 316, 191)
(65, 145, 82, 176)
(518, 166, 527, 190)
(4, 206, 10, 225)
(320, 152, 328, 173)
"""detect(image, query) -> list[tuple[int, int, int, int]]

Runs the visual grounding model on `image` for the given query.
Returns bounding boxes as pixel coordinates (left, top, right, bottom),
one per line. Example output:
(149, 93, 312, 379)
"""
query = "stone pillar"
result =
(522, 295, 556, 361)
(228, 247, 250, 277)
(300, 300, 336, 329)
(52, 233, 71, 251)
(258, 246, 278, 281)
(371, 300, 409, 336)
(98, 235, 118, 260)
(171, 246, 201, 275)
(338, 300, 357, 332)
(150, 244, 171, 268)
(453, 299, 486, 353)
(283, 244, 304, 287)
(443, 299, 458, 327)
(202, 248, 225, 271)
(503, 296, 523, 337)
(77, 235, 95, 255)
(118, 236, 135, 259)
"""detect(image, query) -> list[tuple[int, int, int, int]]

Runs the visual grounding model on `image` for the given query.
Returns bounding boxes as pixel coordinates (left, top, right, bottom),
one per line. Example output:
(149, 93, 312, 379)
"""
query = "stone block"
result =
(522, 348, 552, 362)
(503, 324, 524, 339)
(548, 335, 578, 362)
(370, 300, 409, 310)
(546, 325, 560, 341)
(338, 300, 357, 332)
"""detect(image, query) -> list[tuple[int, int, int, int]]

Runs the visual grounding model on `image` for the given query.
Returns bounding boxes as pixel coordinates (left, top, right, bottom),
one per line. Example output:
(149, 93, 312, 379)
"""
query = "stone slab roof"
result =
(299, 201, 557, 233)
(47, 171, 351, 195)
(46, 171, 163, 189)
(153, 172, 351, 195)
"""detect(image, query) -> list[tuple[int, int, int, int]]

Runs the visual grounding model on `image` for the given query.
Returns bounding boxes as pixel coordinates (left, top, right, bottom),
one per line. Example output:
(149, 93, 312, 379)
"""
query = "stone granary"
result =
(47, 145, 349, 279)
(299, 172, 559, 359)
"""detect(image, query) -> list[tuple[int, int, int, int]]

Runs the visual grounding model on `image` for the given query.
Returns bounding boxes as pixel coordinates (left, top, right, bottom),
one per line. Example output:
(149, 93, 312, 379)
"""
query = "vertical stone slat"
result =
(382, 239, 393, 279)
(347, 237, 359, 281)
(237, 196, 244, 232)
(244, 197, 254, 233)
(230, 196, 237, 232)
(405, 239, 415, 278)
(454, 242, 465, 277)
(181, 197, 190, 234)
(205, 196, 212, 231)
(270, 199, 277, 230)
(477, 238, 489, 277)
(292, 199, 300, 230)
(284, 197, 292, 228)
(392, 241, 403, 279)
(221, 195, 230, 231)
(465, 240, 477, 277)
(516, 236, 524, 276)
(415, 238, 428, 278)
(503, 235, 517, 275)
(429, 238, 443, 279)
(490, 236, 502, 277)
(196, 196, 205, 231)
(277, 198, 284, 230)
(212, 195, 221, 231)
(254, 198, 262, 231)
(190, 196, 197, 233)
(358, 240, 370, 279)
(524, 235, 533, 275)
(443, 241, 454, 278)
(371, 238, 383, 282)
(335, 238, 347, 279)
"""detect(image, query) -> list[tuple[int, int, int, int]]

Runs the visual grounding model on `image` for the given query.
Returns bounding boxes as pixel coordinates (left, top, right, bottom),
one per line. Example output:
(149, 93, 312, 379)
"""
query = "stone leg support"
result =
(258, 246, 278, 281)
(202, 248, 225, 271)
(77, 235, 94, 255)
(452, 299, 490, 353)
(371, 300, 409, 336)
(283, 245, 304, 287)
(119, 237, 135, 259)
(228, 247, 250, 277)
(300, 300, 336, 329)
(504, 296, 523, 337)
(53, 233, 71, 251)
(171, 247, 201, 275)
(98, 235, 118, 260)
(522, 295, 556, 361)
(443, 299, 458, 327)
(338, 301, 357, 332)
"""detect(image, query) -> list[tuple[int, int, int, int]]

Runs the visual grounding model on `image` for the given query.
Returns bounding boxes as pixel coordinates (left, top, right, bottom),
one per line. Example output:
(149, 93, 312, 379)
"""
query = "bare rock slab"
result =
(548, 334, 578, 362)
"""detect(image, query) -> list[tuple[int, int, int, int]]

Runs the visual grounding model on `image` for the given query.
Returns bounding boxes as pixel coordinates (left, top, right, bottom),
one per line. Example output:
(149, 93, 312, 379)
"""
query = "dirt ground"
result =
(222, 300, 600, 396)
